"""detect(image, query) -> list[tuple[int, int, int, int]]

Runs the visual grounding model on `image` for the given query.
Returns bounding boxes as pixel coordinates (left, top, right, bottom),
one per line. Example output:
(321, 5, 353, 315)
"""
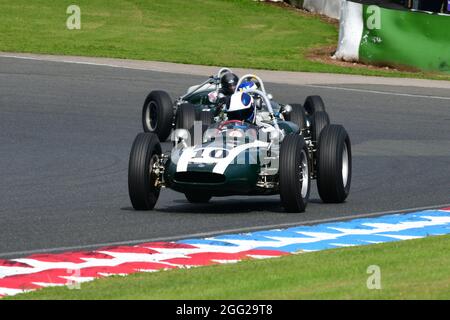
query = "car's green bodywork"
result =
(183, 89, 289, 122)
(163, 120, 299, 196)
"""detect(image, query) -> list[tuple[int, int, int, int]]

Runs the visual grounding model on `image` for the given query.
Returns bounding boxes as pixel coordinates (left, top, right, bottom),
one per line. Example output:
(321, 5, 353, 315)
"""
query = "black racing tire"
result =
(285, 104, 306, 132)
(176, 103, 200, 146)
(185, 193, 212, 203)
(199, 110, 213, 126)
(311, 111, 330, 144)
(303, 95, 326, 116)
(279, 134, 311, 213)
(176, 103, 196, 131)
(128, 133, 162, 210)
(142, 90, 174, 142)
(199, 110, 213, 143)
(317, 125, 352, 203)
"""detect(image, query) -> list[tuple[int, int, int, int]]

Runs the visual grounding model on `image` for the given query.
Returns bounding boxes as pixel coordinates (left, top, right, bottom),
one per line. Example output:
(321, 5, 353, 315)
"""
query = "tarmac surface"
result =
(0, 55, 449, 258)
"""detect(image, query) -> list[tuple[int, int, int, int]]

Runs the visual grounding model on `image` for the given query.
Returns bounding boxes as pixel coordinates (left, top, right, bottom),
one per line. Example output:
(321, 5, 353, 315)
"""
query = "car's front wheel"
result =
(279, 134, 311, 213)
(128, 133, 162, 210)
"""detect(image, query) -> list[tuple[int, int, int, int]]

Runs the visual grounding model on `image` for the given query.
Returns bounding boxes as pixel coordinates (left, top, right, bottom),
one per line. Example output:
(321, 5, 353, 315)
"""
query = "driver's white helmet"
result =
(226, 92, 255, 122)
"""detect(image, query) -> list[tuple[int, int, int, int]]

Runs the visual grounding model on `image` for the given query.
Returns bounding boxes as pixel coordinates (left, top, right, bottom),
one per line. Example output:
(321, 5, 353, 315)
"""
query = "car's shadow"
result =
(122, 197, 323, 215)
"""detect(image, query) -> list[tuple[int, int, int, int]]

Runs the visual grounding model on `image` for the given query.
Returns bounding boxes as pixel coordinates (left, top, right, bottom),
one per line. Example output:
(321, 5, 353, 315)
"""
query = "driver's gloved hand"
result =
(214, 96, 231, 116)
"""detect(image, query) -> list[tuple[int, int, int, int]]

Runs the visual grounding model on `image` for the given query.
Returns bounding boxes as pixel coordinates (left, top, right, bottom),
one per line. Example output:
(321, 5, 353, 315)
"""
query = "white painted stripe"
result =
(2, 54, 449, 100)
(0, 54, 153, 72)
(329, 243, 357, 247)
(3, 212, 446, 285)
(211, 259, 239, 264)
(213, 140, 268, 174)
(32, 282, 66, 288)
(247, 255, 280, 260)
(3, 54, 450, 100)
(0, 287, 30, 296)
(306, 84, 450, 101)
(176, 147, 197, 172)
(199, 214, 450, 252)
(378, 234, 421, 240)
(0, 203, 449, 259)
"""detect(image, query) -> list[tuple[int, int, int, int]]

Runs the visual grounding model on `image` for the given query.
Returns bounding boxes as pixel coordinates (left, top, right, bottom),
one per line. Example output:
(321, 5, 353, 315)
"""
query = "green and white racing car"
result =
(142, 69, 335, 144)
(129, 79, 352, 213)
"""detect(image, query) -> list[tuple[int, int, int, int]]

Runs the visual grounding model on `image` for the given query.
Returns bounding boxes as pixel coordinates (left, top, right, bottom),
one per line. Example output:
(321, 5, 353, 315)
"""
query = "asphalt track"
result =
(0, 57, 449, 259)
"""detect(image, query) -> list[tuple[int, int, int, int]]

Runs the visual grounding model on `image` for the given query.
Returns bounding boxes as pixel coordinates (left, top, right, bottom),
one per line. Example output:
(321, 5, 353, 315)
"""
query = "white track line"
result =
(1, 203, 449, 259)
(2, 54, 450, 101)
(0, 54, 145, 70)
(306, 84, 450, 101)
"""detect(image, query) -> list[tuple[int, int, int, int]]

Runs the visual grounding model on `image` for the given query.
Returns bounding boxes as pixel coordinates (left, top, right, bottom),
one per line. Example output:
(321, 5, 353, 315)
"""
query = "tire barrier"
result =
(303, 0, 342, 19)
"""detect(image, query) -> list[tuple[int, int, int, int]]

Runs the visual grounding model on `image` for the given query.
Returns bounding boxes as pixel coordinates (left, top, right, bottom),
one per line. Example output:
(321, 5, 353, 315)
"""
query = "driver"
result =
(208, 72, 239, 104)
(208, 72, 239, 114)
(237, 80, 263, 110)
(220, 72, 239, 96)
(225, 92, 256, 123)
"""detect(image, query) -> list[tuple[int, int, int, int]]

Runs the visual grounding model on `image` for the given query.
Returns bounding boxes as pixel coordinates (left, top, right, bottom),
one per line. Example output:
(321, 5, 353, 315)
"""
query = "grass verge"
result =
(1, 0, 449, 80)
(8, 234, 450, 300)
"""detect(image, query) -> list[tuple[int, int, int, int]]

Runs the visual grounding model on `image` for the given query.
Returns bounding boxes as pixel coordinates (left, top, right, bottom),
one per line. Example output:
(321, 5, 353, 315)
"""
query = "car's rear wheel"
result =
(285, 103, 306, 132)
(128, 133, 162, 210)
(311, 111, 330, 144)
(317, 125, 352, 203)
(177, 103, 203, 146)
(199, 110, 213, 126)
(176, 103, 196, 130)
(303, 95, 326, 116)
(198, 110, 213, 143)
(142, 90, 174, 142)
(185, 193, 212, 203)
(279, 134, 311, 213)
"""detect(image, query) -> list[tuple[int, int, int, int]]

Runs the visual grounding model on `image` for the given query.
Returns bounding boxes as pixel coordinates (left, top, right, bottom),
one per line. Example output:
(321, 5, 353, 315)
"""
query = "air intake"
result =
(174, 172, 226, 184)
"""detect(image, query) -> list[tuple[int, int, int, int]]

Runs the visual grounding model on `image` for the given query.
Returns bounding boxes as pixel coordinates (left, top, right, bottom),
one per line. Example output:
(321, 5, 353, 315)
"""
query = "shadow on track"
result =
(122, 198, 324, 214)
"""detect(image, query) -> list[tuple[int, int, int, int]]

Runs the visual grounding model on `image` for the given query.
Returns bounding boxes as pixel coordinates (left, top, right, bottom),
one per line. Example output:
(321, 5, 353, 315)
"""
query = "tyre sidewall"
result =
(142, 91, 173, 141)
(176, 103, 196, 130)
(176, 103, 197, 145)
(304, 95, 325, 116)
(279, 134, 310, 212)
(317, 125, 352, 203)
(312, 111, 330, 144)
(128, 133, 162, 210)
(287, 104, 306, 132)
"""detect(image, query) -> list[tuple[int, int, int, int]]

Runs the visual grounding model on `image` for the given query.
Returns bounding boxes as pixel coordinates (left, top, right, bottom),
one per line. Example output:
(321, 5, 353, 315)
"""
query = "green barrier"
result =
(359, 6, 450, 73)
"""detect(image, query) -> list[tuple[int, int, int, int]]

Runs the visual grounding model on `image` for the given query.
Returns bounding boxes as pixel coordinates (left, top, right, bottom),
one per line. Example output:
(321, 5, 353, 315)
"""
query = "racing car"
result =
(129, 78, 352, 212)
(141, 68, 330, 143)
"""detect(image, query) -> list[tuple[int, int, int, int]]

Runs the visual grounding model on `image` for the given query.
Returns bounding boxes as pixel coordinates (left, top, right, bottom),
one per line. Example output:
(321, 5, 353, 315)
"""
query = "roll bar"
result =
(180, 68, 234, 100)
(243, 89, 280, 133)
(235, 74, 267, 95)
(217, 68, 233, 78)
